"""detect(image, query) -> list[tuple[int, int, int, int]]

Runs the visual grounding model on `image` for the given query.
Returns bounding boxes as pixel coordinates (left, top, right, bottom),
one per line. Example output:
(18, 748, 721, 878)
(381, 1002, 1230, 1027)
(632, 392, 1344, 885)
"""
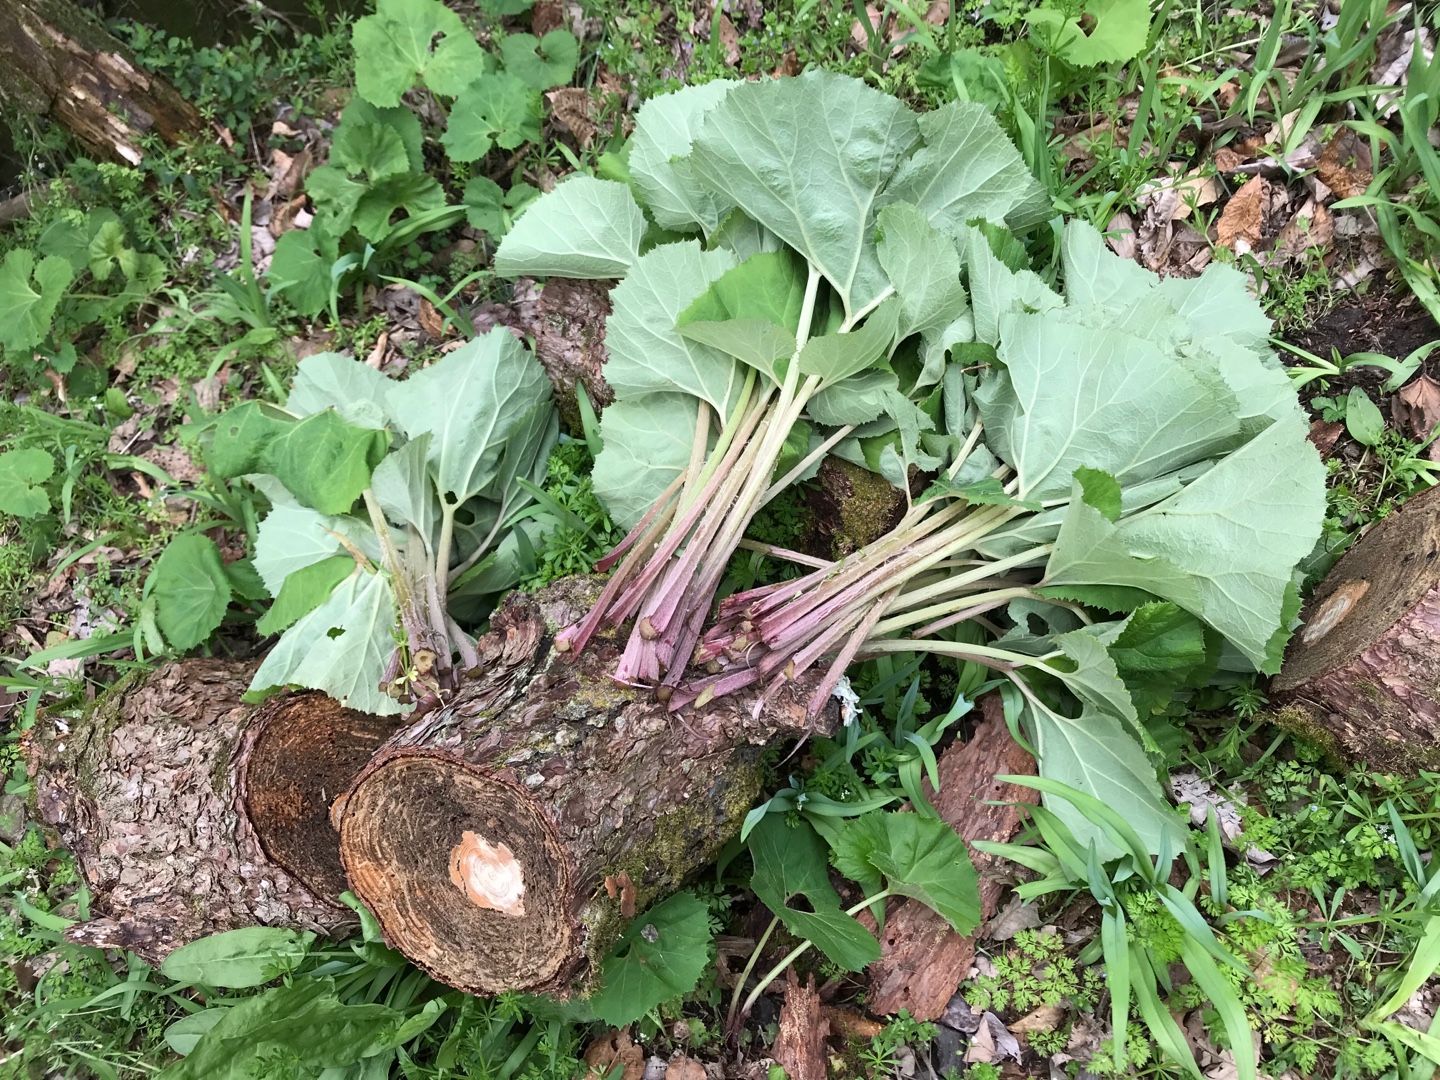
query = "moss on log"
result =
(338, 577, 836, 997)
(29, 660, 402, 963)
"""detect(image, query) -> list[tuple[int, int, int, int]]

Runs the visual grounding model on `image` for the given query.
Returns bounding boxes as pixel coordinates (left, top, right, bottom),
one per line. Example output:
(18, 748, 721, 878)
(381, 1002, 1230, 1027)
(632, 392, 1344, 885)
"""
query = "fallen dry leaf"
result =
(1212, 146, 1247, 173)
(1216, 176, 1269, 253)
(716, 12, 740, 65)
(1308, 418, 1345, 459)
(547, 87, 597, 148)
(1271, 199, 1334, 261)
(1010, 1003, 1066, 1036)
(664, 1058, 707, 1080)
(583, 1030, 644, 1080)
(964, 1011, 1022, 1065)
(1137, 168, 1221, 222)
(1317, 129, 1373, 199)
(1393, 375, 1440, 460)
(821, 1005, 884, 1040)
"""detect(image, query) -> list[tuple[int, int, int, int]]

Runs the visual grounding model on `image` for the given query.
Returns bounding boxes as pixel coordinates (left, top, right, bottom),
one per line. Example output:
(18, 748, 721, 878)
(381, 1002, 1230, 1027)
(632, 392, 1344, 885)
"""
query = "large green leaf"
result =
(0, 448, 55, 518)
(605, 241, 743, 412)
(828, 813, 981, 933)
(267, 410, 390, 515)
(958, 225, 1061, 344)
(0, 250, 74, 351)
(369, 434, 440, 545)
(877, 202, 968, 340)
(882, 100, 1051, 232)
(1046, 416, 1325, 670)
(267, 227, 339, 317)
(351, 173, 448, 243)
(629, 80, 738, 234)
(674, 248, 809, 385)
(1027, 700, 1185, 860)
(150, 534, 232, 651)
(498, 30, 578, 91)
(494, 176, 646, 279)
(286, 351, 392, 427)
(255, 555, 356, 637)
(592, 394, 699, 530)
(975, 310, 1242, 501)
(441, 74, 541, 163)
(1026, 0, 1152, 67)
(330, 122, 410, 182)
(352, 0, 488, 106)
(689, 70, 920, 319)
(796, 297, 901, 387)
(587, 892, 712, 1026)
(748, 815, 879, 972)
(160, 928, 314, 989)
(385, 328, 555, 506)
(1107, 602, 1212, 716)
(249, 568, 405, 715)
(252, 504, 369, 595)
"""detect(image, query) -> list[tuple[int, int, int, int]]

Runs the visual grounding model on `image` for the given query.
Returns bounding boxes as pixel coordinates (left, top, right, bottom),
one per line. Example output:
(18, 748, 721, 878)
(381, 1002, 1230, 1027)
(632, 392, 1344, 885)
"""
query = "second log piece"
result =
(338, 577, 834, 998)
(1274, 484, 1440, 772)
(0, 0, 201, 165)
(29, 660, 403, 964)
(864, 699, 1039, 1020)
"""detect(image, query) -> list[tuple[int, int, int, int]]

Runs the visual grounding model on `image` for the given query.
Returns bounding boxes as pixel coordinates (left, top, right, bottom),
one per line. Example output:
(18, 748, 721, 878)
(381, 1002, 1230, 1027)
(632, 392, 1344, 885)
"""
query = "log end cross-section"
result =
(339, 577, 835, 997)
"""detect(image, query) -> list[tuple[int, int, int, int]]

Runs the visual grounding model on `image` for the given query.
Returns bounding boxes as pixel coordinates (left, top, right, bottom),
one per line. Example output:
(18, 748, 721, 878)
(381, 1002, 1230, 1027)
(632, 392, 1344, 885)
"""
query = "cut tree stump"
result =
(0, 0, 202, 165)
(1274, 484, 1440, 772)
(337, 576, 836, 997)
(864, 697, 1039, 1020)
(29, 660, 403, 964)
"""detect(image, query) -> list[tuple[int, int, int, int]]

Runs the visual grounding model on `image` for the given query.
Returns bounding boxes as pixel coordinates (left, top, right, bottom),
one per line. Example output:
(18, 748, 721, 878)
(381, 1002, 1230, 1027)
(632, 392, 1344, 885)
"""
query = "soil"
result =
(1289, 280, 1440, 376)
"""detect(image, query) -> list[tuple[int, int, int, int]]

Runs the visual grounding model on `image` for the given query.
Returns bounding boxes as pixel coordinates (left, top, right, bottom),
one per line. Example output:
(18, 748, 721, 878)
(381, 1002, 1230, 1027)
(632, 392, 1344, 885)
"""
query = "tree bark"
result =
(864, 698, 1038, 1020)
(1273, 485, 1440, 772)
(28, 659, 403, 964)
(337, 576, 837, 998)
(0, 0, 202, 165)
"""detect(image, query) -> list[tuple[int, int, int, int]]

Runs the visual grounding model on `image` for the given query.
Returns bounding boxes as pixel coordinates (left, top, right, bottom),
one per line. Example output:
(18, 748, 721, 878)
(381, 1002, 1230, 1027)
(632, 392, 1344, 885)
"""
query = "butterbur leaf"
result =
(461, 177, 536, 236)
(352, 0, 488, 106)
(1051, 626, 1140, 726)
(629, 80, 737, 233)
(252, 504, 370, 596)
(267, 227, 340, 317)
(385, 328, 556, 506)
(264, 410, 390, 515)
(161, 927, 314, 989)
(352, 173, 447, 243)
(587, 892, 712, 1026)
(606, 241, 743, 412)
(1026, 0, 1152, 67)
(678, 249, 808, 335)
(255, 555, 356, 637)
(807, 369, 901, 426)
(330, 122, 410, 181)
(1107, 602, 1212, 715)
(498, 30, 579, 91)
(830, 813, 981, 933)
(442, 74, 541, 162)
(370, 433, 440, 543)
(1027, 701, 1185, 860)
(920, 474, 1039, 510)
(876, 202, 968, 340)
(0, 448, 55, 518)
(592, 394, 699, 529)
(958, 225, 1061, 344)
(149, 534, 233, 651)
(494, 176, 647, 279)
(689, 70, 920, 318)
(249, 568, 405, 716)
(797, 297, 901, 387)
(748, 815, 879, 971)
(0, 250, 74, 351)
(882, 100, 1051, 232)
(286, 352, 392, 424)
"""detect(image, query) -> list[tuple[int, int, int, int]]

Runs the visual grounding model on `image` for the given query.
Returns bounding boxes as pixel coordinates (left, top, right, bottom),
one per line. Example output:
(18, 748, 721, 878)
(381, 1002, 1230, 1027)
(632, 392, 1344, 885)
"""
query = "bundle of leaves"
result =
(206, 329, 556, 714)
(494, 71, 1051, 694)
(494, 72, 1325, 856)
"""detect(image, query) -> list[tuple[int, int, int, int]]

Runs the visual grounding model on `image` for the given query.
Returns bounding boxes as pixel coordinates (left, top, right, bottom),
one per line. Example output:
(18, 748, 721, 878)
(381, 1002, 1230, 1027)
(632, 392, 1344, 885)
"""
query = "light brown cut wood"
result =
(1274, 484, 1440, 772)
(864, 697, 1039, 1019)
(773, 970, 828, 1080)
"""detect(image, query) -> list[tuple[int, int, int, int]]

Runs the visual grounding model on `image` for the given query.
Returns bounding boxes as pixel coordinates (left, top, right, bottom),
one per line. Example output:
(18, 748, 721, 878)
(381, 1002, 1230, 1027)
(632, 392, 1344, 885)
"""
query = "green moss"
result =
(1269, 704, 1440, 775)
(828, 459, 903, 557)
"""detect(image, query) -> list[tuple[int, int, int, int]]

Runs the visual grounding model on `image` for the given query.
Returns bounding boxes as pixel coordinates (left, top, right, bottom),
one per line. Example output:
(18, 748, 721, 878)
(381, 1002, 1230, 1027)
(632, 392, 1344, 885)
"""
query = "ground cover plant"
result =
(2, 0, 1440, 1078)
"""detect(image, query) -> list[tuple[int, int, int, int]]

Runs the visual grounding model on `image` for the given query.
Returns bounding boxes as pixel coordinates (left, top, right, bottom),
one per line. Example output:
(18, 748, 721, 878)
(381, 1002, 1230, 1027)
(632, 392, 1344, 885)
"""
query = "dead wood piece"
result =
(1274, 484, 1440, 772)
(773, 970, 828, 1080)
(865, 699, 1039, 1019)
(338, 577, 837, 998)
(29, 659, 402, 963)
(0, 0, 201, 165)
(533, 277, 614, 429)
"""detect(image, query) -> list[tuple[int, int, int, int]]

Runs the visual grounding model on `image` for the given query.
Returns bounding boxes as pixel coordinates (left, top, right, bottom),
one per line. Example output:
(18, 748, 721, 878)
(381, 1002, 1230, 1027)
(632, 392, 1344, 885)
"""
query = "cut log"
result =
(864, 698, 1039, 1020)
(28, 659, 402, 963)
(337, 576, 835, 997)
(773, 970, 828, 1080)
(1274, 484, 1440, 772)
(0, 0, 202, 165)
